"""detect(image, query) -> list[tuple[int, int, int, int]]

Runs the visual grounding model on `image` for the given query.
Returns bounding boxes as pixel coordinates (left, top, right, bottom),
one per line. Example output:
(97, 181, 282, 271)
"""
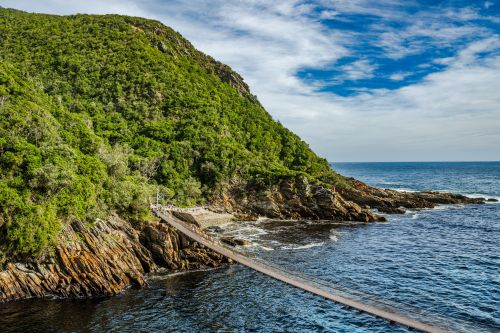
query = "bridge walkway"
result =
(154, 206, 457, 333)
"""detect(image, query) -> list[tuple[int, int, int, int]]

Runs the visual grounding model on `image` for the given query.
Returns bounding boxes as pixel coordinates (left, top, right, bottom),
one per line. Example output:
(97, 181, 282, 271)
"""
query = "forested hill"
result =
(0, 8, 344, 256)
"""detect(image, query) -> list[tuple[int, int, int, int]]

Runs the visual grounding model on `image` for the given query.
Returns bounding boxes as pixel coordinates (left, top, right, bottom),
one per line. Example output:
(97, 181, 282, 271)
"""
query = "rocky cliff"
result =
(212, 176, 385, 222)
(211, 175, 488, 221)
(0, 215, 228, 302)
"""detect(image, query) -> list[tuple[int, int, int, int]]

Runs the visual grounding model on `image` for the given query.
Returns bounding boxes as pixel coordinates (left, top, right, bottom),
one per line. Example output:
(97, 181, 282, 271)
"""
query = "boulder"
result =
(220, 237, 250, 247)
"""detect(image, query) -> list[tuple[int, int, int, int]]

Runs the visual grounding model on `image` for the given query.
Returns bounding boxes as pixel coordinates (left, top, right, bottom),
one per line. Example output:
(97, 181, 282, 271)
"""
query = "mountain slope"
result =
(0, 8, 349, 258)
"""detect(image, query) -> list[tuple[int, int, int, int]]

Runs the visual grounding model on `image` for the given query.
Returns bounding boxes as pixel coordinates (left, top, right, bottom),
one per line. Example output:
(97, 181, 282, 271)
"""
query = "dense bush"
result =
(0, 8, 345, 257)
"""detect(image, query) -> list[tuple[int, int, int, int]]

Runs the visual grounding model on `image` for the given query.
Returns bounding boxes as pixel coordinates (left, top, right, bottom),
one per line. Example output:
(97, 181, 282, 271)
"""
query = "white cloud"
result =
(371, 19, 488, 60)
(1, 0, 148, 17)
(389, 73, 408, 81)
(339, 60, 377, 81)
(2, 0, 499, 161)
(304, 38, 500, 161)
(320, 0, 407, 20)
(319, 10, 339, 19)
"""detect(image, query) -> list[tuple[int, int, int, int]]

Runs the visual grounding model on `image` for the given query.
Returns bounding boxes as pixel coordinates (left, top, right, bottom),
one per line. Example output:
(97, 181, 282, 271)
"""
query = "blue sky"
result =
(3, 0, 500, 161)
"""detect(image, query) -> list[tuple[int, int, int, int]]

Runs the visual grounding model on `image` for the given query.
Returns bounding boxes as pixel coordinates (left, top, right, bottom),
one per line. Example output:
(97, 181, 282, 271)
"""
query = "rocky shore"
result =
(339, 179, 488, 214)
(212, 177, 385, 222)
(0, 176, 490, 303)
(211, 176, 488, 221)
(0, 215, 229, 302)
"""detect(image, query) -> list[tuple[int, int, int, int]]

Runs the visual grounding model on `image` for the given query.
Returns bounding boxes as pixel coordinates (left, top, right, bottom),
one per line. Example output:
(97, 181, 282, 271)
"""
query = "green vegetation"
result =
(0, 8, 344, 257)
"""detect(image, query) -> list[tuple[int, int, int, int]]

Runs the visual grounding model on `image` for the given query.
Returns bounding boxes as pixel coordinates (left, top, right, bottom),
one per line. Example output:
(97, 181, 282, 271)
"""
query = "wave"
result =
(223, 225, 269, 238)
(389, 187, 500, 206)
(281, 241, 325, 250)
(430, 190, 500, 202)
(432, 204, 465, 210)
(389, 187, 418, 193)
(329, 229, 342, 241)
(390, 187, 500, 202)
(147, 267, 220, 280)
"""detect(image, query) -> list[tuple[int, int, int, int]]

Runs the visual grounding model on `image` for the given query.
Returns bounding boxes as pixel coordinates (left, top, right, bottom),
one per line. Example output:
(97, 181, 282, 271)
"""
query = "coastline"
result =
(0, 180, 491, 303)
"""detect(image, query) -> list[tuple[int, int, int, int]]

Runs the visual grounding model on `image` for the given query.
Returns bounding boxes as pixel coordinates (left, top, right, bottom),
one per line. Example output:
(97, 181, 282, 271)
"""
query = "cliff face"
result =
(212, 176, 385, 222)
(0, 216, 228, 302)
(0, 181, 487, 302)
(211, 176, 487, 221)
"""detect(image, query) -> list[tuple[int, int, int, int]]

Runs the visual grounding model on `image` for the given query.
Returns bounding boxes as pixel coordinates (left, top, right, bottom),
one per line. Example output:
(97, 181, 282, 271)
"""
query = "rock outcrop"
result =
(212, 176, 488, 220)
(339, 179, 486, 213)
(212, 177, 385, 222)
(0, 215, 228, 302)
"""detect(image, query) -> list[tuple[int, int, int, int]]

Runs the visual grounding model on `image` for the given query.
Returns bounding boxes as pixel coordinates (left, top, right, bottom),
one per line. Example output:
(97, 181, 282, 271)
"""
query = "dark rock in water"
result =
(487, 198, 498, 202)
(378, 207, 406, 214)
(232, 238, 250, 246)
(220, 237, 250, 247)
(220, 237, 236, 246)
(207, 226, 225, 233)
(338, 180, 487, 214)
(0, 215, 229, 302)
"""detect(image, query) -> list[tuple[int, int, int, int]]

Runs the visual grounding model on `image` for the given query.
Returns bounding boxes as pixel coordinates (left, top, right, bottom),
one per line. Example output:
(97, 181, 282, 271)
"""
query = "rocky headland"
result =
(211, 176, 487, 220)
(339, 179, 487, 213)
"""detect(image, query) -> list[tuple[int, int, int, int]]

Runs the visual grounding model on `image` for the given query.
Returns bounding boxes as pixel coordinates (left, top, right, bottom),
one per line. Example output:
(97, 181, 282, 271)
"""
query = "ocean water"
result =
(1, 162, 499, 333)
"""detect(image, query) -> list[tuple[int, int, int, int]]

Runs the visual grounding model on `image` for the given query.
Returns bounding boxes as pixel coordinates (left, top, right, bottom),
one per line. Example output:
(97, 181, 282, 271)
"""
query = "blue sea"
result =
(1, 162, 499, 332)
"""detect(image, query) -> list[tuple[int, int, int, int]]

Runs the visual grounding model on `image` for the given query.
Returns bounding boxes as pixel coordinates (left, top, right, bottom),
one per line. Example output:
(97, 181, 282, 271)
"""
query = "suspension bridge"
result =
(153, 205, 471, 333)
